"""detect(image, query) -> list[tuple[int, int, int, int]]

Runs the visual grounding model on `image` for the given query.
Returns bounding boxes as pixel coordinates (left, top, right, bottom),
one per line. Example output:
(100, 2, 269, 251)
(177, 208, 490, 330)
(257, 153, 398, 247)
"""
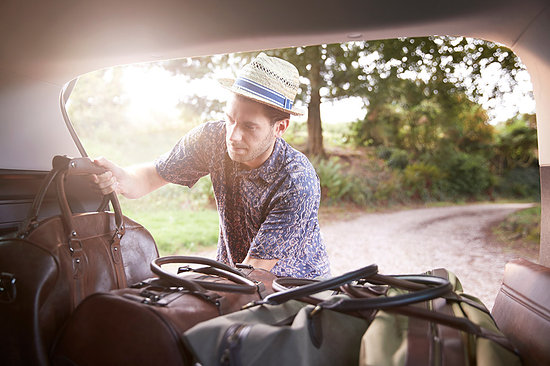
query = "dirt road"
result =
(322, 203, 537, 309)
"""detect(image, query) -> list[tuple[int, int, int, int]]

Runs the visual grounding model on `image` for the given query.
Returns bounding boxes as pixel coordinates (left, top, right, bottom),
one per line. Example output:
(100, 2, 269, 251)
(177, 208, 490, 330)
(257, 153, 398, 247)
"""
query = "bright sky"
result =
(121, 61, 535, 128)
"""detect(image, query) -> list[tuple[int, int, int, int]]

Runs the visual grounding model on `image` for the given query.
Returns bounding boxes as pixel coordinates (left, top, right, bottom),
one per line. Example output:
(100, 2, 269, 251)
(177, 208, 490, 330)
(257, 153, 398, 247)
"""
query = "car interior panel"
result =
(492, 258, 550, 365)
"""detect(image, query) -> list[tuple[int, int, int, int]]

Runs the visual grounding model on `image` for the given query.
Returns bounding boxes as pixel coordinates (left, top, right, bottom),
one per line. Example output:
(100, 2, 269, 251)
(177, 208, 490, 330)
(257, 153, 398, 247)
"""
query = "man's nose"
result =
(228, 124, 242, 142)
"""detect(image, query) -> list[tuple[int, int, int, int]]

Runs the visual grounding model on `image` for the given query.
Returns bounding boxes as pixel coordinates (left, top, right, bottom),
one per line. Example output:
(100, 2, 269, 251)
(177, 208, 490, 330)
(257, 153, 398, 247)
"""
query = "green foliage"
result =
(312, 157, 371, 205)
(349, 36, 525, 162)
(284, 120, 307, 147)
(387, 149, 409, 170)
(402, 162, 444, 200)
(443, 152, 492, 197)
(67, 67, 200, 166)
(372, 177, 403, 204)
(492, 114, 538, 173)
(355, 36, 521, 105)
(343, 35, 537, 203)
(323, 122, 355, 148)
(375, 147, 410, 169)
(376, 146, 394, 160)
(495, 166, 540, 200)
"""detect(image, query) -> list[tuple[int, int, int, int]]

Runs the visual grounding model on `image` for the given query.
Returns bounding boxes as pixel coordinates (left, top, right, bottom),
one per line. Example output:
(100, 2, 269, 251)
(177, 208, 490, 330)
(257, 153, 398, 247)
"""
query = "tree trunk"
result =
(306, 47, 325, 157)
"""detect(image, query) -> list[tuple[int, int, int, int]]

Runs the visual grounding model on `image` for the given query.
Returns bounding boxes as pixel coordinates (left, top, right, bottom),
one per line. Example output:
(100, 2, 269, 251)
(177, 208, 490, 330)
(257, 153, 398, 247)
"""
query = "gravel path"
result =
(322, 203, 537, 310)
(192, 203, 536, 310)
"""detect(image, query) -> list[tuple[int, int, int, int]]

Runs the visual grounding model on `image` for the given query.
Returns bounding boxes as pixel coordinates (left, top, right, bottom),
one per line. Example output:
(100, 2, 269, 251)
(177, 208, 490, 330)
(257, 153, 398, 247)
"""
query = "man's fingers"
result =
(90, 157, 127, 197)
(89, 170, 119, 195)
(97, 181, 118, 196)
(93, 157, 120, 175)
(92, 171, 110, 183)
(97, 175, 116, 190)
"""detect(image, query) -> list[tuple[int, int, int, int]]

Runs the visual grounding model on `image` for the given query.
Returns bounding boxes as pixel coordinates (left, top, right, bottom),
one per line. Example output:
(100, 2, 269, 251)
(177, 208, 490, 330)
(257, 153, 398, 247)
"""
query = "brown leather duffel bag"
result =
(0, 156, 159, 365)
(51, 256, 277, 366)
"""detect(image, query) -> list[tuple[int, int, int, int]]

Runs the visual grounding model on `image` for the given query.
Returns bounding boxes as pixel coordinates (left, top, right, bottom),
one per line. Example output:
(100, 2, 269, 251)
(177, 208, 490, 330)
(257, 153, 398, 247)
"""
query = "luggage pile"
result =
(52, 258, 523, 366)
(1, 157, 526, 365)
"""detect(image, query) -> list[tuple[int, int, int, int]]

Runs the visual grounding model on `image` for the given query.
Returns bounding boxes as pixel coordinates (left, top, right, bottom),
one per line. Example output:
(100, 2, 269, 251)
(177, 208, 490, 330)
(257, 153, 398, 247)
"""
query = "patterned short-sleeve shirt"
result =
(155, 121, 331, 279)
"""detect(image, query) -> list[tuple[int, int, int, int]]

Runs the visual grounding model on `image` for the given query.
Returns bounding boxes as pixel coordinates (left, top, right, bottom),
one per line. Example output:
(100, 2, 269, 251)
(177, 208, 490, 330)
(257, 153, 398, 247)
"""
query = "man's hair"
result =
(235, 94, 290, 125)
(263, 104, 291, 125)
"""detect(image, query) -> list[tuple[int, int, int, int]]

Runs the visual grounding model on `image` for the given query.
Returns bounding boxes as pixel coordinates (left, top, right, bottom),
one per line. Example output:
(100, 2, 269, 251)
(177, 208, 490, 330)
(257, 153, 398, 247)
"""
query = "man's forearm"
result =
(243, 255, 278, 272)
(93, 158, 167, 199)
(122, 163, 168, 199)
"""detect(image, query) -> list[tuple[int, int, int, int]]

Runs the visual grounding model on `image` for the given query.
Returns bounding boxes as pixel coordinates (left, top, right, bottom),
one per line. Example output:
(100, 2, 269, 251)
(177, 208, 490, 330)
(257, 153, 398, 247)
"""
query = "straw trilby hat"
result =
(219, 52, 303, 116)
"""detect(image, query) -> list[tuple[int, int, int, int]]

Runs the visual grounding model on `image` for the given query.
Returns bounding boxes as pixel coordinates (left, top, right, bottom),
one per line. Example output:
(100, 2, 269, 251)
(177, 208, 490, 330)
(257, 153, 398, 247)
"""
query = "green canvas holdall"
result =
(183, 299, 370, 366)
(356, 269, 522, 366)
(182, 264, 380, 366)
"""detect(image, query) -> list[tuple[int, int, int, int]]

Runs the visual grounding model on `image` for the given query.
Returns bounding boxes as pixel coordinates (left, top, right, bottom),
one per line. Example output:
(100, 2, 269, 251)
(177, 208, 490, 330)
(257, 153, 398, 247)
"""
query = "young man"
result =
(94, 53, 331, 279)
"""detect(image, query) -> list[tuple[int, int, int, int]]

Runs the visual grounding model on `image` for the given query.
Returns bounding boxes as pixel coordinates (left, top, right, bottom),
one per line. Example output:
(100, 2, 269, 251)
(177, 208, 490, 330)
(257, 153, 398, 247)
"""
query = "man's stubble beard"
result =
(227, 129, 276, 165)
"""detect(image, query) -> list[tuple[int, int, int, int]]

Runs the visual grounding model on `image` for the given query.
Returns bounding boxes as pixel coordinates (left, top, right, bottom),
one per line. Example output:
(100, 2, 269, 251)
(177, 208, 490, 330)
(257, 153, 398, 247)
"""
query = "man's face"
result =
(224, 94, 282, 169)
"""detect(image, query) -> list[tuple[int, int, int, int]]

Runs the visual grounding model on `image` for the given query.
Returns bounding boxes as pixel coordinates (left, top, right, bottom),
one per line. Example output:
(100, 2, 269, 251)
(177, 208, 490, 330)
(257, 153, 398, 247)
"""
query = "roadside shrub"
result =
(376, 147, 409, 169)
(387, 149, 409, 170)
(372, 177, 404, 204)
(376, 146, 393, 160)
(495, 166, 540, 200)
(442, 152, 492, 197)
(402, 162, 444, 200)
(313, 157, 370, 205)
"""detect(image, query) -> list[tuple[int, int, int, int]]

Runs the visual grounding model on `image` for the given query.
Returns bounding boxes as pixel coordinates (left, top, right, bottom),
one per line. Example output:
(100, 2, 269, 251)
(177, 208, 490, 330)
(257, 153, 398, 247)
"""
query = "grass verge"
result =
(123, 207, 219, 255)
(492, 204, 540, 257)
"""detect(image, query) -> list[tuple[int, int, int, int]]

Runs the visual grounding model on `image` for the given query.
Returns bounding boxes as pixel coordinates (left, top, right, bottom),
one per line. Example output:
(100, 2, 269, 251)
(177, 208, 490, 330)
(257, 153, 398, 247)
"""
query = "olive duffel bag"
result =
(355, 269, 522, 366)
(183, 267, 522, 366)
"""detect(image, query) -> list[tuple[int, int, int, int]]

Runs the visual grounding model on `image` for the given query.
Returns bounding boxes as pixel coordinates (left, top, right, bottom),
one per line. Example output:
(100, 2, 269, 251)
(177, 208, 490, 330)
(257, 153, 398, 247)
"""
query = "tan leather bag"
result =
(51, 257, 277, 366)
(0, 156, 158, 365)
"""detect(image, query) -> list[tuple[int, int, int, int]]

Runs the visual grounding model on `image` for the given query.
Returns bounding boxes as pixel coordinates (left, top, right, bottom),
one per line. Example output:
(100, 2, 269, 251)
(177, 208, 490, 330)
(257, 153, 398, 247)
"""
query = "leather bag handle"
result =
(18, 156, 124, 239)
(341, 280, 520, 355)
(55, 157, 125, 240)
(150, 256, 258, 294)
(18, 168, 61, 237)
(243, 264, 379, 308)
(319, 274, 452, 312)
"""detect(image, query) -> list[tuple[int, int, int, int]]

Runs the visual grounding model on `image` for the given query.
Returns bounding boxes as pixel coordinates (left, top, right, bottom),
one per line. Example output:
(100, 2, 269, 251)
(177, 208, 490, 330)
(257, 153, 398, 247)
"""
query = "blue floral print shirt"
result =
(155, 121, 331, 279)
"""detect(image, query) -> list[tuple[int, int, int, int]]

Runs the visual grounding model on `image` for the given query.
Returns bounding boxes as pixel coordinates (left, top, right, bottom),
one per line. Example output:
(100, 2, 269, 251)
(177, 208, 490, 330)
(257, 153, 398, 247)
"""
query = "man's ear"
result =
(274, 119, 290, 137)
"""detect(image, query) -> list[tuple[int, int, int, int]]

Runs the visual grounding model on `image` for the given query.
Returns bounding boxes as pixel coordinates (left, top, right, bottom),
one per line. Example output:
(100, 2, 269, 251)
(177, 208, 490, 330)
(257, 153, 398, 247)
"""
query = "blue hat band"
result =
(233, 77, 293, 110)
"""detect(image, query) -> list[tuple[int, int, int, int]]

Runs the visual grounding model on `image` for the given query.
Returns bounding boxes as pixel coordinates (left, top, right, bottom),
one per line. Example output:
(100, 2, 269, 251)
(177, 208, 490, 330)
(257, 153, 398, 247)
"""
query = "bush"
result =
(376, 147, 409, 169)
(313, 157, 371, 205)
(376, 146, 393, 160)
(387, 149, 409, 170)
(402, 162, 444, 200)
(442, 152, 492, 197)
(372, 177, 403, 204)
(495, 166, 540, 200)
